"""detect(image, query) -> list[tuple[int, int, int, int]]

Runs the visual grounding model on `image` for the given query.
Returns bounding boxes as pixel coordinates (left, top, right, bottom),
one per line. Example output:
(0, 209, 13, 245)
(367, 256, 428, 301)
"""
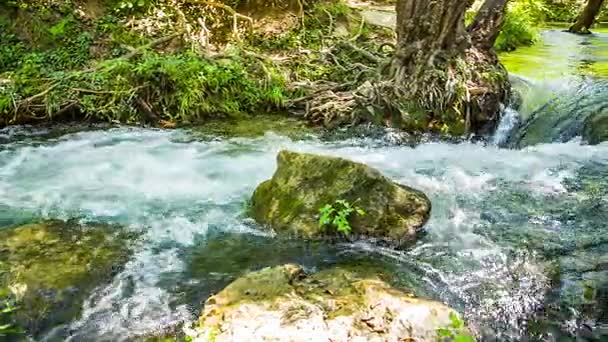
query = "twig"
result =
(287, 81, 356, 106)
(118, 33, 181, 61)
(14, 83, 59, 116)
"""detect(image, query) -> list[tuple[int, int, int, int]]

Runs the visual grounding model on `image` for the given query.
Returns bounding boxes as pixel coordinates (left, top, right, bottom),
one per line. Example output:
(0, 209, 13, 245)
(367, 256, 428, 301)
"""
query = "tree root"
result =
(188, 0, 254, 42)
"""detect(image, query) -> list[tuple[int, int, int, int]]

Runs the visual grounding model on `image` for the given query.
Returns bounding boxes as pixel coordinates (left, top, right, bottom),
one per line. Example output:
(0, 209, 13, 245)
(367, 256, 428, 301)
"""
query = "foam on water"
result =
(1, 127, 607, 340)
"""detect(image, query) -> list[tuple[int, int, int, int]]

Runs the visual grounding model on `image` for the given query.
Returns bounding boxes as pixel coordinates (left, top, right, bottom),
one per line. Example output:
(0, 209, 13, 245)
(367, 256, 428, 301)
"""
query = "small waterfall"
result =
(492, 107, 521, 147)
(507, 80, 608, 148)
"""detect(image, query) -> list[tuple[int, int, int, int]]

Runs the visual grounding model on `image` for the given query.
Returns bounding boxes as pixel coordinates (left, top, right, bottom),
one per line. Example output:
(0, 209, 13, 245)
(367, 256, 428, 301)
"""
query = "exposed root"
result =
(9, 33, 182, 124)
(188, 0, 254, 42)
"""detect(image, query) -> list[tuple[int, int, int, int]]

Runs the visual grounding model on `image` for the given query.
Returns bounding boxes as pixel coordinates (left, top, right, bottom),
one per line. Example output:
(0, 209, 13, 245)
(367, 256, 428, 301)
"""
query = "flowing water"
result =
(0, 28, 607, 341)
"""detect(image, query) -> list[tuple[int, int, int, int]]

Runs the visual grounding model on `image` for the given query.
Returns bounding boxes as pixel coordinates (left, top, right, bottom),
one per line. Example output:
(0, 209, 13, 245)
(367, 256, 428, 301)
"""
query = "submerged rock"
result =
(250, 150, 431, 245)
(0, 220, 135, 336)
(582, 112, 608, 145)
(188, 264, 467, 342)
(509, 82, 608, 148)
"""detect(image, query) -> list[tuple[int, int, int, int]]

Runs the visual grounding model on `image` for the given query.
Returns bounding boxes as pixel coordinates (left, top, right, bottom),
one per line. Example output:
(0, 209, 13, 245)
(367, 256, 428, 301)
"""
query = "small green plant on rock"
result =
(437, 312, 476, 342)
(318, 199, 365, 235)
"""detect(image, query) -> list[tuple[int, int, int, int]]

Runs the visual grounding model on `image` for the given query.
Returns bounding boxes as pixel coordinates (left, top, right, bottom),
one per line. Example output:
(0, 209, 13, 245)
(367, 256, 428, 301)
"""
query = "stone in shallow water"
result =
(250, 150, 431, 246)
(0, 220, 135, 336)
(188, 264, 466, 342)
(582, 112, 608, 145)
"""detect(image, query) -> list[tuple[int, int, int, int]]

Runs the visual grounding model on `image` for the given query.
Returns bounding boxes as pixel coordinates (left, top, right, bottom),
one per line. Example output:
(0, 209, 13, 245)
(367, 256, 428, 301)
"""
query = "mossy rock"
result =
(187, 264, 467, 341)
(250, 150, 431, 246)
(582, 112, 608, 145)
(0, 220, 136, 336)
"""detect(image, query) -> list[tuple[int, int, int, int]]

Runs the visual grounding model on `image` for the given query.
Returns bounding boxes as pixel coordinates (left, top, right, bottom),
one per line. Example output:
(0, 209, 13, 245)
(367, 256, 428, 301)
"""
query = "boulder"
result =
(250, 151, 431, 246)
(582, 112, 608, 145)
(187, 264, 468, 342)
(508, 82, 608, 148)
(0, 220, 135, 336)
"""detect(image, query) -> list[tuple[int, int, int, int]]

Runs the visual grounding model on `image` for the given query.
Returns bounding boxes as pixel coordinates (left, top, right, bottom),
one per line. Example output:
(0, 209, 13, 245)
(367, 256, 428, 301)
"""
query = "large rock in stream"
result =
(582, 111, 608, 145)
(0, 220, 135, 336)
(187, 264, 467, 342)
(250, 151, 431, 246)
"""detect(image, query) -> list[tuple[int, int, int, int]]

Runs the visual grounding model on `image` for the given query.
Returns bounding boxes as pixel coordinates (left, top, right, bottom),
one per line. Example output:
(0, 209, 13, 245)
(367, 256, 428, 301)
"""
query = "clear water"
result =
(1, 127, 606, 341)
(0, 29, 606, 341)
(500, 25, 608, 117)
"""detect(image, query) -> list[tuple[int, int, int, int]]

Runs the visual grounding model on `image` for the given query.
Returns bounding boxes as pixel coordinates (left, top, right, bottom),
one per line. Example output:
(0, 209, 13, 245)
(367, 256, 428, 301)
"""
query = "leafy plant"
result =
(494, 1, 540, 52)
(318, 199, 365, 235)
(437, 312, 476, 342)
(0, 300, 20, 337)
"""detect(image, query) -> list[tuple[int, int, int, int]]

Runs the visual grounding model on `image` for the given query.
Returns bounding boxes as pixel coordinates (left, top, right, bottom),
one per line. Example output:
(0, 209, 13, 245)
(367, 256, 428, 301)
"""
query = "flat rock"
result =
(187, 264, 468, 342)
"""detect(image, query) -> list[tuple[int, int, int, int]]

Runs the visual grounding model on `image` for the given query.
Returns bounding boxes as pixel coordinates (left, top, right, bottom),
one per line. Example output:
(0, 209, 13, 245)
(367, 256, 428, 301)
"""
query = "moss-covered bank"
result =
(0, 0, 393, 129)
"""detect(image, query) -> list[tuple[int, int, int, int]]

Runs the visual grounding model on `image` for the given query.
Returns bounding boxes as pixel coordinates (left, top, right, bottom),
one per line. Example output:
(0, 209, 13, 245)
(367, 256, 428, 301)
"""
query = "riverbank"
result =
(0, 0, 396, 131)
(1, 0, 572, 137)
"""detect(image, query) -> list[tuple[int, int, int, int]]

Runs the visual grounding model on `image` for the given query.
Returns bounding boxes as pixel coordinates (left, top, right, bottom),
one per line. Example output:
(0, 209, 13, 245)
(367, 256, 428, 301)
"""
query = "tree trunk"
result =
(569, 0, 605, 34)
(381, 0, 511, 135)
(468, 0, 509, 49)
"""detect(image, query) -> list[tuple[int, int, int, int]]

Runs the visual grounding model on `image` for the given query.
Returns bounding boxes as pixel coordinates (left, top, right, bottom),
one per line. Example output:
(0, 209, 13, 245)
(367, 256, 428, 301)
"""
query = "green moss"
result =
(0, 220, 136, 336)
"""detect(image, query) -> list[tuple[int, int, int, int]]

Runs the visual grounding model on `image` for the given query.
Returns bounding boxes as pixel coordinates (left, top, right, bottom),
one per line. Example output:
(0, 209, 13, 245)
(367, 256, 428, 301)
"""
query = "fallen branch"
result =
(340, 41, 382, 64)
(114, 33, 181, 63)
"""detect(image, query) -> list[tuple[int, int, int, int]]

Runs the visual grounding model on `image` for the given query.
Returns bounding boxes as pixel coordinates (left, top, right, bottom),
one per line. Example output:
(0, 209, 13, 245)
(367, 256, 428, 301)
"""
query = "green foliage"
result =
(0, 299, 20, 337)
(437, 312, 476, 342)
(495, 1, 540, 52)
(111, 0, 156, 13)
(318, 199, 365, 235)
(0, 20, 26, 71)
(1, 49, 288, 124)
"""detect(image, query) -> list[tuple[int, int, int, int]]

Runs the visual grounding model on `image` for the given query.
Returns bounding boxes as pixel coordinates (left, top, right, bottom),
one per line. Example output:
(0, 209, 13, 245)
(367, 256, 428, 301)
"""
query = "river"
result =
(0, 28, 607, 341)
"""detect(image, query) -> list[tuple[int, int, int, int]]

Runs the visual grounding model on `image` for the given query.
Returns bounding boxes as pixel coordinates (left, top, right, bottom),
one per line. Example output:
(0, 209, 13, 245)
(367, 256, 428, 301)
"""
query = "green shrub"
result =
(495, 1, 540, 52)
(1, 50, 288, 124)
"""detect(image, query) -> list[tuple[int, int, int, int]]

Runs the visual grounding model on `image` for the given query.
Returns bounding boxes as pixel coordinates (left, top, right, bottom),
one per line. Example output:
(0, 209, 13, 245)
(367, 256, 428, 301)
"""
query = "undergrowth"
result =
(0, 0, 384, 127)
(494, 0, 540, 52)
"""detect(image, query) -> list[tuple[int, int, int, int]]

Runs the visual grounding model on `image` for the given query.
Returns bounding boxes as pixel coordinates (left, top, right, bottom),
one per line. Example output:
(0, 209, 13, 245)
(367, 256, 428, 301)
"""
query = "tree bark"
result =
(468, 0, 510, 49)
(569, 0, 605, 34)
(382, 0, 511, 135)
